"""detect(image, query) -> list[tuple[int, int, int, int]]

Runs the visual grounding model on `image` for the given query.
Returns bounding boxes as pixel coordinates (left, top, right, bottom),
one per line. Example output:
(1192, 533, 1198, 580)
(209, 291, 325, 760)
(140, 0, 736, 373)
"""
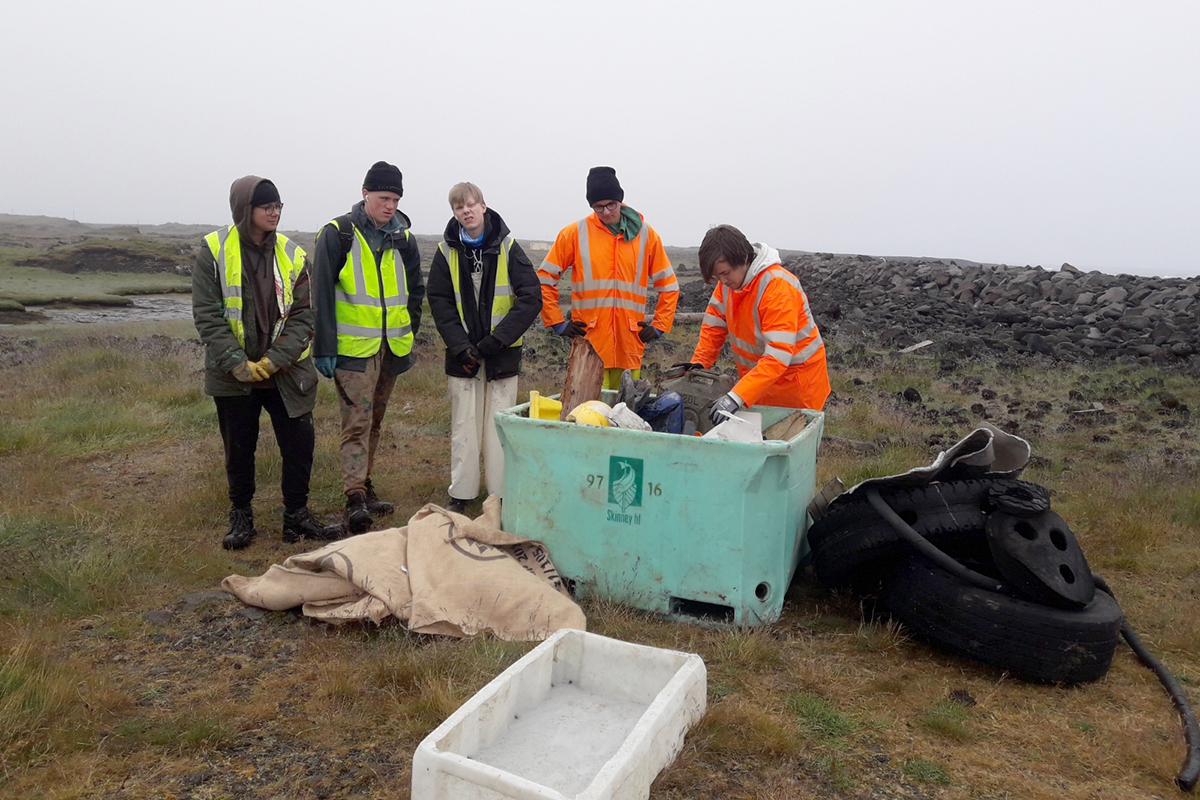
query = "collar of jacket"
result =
(604, 204, 643, 240)
(349, 200, 411, 236)
(442, 207, 511, 255)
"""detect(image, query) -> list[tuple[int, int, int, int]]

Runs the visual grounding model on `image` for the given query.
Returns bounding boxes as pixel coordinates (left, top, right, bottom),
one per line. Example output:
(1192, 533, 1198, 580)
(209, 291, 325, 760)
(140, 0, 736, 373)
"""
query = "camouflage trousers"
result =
(333, 351, 398, 497)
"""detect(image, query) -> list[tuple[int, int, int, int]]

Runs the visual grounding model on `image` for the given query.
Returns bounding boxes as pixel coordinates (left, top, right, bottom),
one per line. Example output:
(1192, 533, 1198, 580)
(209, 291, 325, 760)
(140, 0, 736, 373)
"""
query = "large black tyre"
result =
(807, 479, 1037, 590)
(881, 553, 1123, 684)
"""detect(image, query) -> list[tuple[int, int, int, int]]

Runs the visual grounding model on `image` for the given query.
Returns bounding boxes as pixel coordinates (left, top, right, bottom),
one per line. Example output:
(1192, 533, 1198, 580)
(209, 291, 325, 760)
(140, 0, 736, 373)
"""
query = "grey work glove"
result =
(709, 393, 743, 425)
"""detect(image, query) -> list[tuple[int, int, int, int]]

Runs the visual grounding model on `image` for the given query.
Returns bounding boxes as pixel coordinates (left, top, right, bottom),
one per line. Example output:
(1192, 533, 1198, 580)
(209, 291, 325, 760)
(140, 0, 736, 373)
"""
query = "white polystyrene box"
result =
(411, 629, 707, 799)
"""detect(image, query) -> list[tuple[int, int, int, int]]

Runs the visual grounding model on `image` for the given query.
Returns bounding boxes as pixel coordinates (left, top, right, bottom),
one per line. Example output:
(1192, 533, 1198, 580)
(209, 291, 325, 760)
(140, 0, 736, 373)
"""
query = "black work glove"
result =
(555, 319, 587, 338)
(637, 321, 661, 343)
(477, 335, 505, 358)
(456, 345, 481, 375)
(665, 361, 704, 379)
(708, 393, 743, 425)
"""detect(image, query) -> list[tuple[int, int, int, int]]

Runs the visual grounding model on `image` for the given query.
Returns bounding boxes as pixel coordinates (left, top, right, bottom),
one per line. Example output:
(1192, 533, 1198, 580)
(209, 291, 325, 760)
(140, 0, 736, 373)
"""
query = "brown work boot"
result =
(364, 479, 394, 517)
(345, 491, 372, 535)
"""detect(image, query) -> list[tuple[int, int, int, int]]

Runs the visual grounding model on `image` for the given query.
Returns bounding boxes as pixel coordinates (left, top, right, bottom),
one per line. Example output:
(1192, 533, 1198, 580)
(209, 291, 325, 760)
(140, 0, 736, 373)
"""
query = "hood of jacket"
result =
(229, 175, 272, 240)
(739, 242, 782, 289)
(442, 207, 512, 253)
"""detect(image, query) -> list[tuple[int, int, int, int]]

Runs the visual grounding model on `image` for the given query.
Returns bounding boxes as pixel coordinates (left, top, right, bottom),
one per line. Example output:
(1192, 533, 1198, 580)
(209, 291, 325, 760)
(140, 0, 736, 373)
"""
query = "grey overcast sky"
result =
(1, 1, 1197, 276)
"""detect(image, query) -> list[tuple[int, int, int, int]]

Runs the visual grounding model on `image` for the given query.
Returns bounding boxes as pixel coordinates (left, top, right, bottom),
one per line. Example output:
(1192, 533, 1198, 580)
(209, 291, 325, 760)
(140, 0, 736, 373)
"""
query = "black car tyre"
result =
(881, 553, 1123, 684)
(807, 478, 1038, 590)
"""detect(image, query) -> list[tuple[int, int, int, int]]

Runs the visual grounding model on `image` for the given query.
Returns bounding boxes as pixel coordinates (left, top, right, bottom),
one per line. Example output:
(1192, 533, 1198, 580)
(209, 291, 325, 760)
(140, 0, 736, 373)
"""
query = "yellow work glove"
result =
(253, 356, 278, 377)
(247, 359, 272, 382)
(231, 360, 262, 383)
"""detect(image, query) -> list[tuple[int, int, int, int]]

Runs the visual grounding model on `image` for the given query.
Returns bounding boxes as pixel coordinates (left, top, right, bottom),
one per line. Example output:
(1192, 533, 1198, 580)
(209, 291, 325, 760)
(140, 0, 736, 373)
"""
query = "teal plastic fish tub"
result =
(495, 400, 823, 626)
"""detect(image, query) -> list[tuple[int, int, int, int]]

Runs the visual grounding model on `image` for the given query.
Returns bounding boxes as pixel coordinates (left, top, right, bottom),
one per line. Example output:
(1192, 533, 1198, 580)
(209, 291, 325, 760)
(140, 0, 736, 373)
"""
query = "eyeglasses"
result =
(256, 202, 284, 213)
(591, 201, 621, 214)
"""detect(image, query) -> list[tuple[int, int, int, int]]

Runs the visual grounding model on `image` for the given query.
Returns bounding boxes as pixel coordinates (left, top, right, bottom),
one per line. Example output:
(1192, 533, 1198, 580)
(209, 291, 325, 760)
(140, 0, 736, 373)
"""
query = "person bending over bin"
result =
(192, 176, 342, 550)
(311, 161, 425, 534)
(427, 182, 542, 514)
(676, 224, 830, 425)
(538, 166, 678, 389)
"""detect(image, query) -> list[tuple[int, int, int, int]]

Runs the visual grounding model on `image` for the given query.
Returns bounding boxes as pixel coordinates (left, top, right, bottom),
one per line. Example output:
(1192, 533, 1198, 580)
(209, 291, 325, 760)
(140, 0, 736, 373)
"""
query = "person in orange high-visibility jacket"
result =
(683, 224, 830, 424)
(538, 166, 678, 389)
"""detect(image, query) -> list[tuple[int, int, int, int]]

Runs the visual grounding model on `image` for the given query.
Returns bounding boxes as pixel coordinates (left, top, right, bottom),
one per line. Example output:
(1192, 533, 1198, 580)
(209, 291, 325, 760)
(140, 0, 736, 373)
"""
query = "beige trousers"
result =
(334, 351, 398, 496)
(448, 372, 518, 501)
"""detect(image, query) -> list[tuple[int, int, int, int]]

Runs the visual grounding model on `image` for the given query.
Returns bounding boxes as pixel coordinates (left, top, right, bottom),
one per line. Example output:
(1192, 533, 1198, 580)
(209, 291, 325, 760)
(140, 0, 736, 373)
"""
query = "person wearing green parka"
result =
(192, 176, 341, 550)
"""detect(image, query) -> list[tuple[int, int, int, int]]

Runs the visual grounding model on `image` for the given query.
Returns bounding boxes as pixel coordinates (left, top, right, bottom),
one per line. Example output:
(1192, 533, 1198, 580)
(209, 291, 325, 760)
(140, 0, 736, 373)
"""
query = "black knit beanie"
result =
(363, 161, 404, 196)
(586, 166, 623, 206)
(250, 179, 280, 207)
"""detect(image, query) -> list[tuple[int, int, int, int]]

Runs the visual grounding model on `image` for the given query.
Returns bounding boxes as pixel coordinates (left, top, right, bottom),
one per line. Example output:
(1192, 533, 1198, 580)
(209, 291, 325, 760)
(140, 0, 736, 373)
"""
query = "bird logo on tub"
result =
(608, 456, 643, 512)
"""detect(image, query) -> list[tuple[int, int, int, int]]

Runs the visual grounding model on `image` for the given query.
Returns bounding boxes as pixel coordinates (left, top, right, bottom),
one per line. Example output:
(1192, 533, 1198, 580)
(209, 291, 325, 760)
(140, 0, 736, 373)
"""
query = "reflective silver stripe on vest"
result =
(650, 259, 679, 291)
(575, 219, 650, 303)
(749, 267, 824, 366)
(491, 239, 513, 328)
(702, 312, 727, 329)
(438, 243, 466, 326)
(538, 257, 564, 283)
(442, 239, 514, 332)
(212, 227, 243, 320)
(337, 321, 412, 338)
(572, 296, 647, 312)
(334, 233, 382, 308)
(281, 236, 300, 265)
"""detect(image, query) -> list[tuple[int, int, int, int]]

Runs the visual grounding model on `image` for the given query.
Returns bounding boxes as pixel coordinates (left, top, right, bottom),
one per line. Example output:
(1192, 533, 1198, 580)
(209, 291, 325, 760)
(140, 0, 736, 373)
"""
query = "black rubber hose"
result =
(868, 488, 1200, 791)
(1093, 575, 1200, 792)
(865, 488, 1006, 593)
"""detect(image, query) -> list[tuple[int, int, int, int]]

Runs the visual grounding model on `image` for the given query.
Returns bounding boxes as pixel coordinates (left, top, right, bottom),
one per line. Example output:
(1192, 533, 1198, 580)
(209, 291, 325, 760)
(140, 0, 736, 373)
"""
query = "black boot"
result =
(364, 479, 395, 517)
(223, 506, 257, 550)
(345, 491, 372, 534)
(445, 496, 472, 514)
(282, 507, 344, 544)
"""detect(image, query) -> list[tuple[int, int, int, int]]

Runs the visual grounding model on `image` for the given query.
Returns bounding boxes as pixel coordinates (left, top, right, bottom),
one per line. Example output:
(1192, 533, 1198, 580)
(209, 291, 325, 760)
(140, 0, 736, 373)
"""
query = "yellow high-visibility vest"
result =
(436, 236, 520, 346)
(328, 220, 414, 358)
(204, 226, 308, 356)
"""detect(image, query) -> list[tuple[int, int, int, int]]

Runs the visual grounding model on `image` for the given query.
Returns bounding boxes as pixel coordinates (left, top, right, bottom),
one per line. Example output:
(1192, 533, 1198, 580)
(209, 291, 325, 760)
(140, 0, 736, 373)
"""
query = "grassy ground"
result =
(1, 317, 1198, 799)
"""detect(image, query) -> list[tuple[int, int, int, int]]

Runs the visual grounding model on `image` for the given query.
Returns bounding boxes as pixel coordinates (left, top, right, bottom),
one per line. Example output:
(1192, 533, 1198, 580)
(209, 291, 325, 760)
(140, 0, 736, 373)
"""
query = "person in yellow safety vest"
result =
(192, 176, 342, 550)
(677, 224, 830, 425)
(427, 182, 543, 514)
(311, 161, 425, 534)
(538, 166, 678, 390)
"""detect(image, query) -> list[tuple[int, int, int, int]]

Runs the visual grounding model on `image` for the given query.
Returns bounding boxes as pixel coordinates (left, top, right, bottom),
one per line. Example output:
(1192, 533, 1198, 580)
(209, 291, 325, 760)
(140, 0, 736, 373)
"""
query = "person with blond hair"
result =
(427, 182, 542, 513)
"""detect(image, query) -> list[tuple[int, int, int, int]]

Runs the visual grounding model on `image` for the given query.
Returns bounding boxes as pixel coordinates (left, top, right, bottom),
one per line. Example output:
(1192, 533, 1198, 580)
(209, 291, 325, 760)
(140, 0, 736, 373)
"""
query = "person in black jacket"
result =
(311, 161, 424, 533)
(427, 182, 542, 513)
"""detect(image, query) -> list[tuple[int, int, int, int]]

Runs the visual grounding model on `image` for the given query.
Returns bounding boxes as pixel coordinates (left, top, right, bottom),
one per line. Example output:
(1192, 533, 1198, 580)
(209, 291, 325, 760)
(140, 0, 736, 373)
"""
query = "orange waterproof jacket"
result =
(692, 244, 830, 410)
(538, 210, 678, 370)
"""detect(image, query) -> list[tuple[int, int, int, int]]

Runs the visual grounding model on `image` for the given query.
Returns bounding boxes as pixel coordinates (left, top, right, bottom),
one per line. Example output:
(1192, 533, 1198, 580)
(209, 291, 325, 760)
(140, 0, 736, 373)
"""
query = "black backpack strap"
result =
(333, 214, 354, 262)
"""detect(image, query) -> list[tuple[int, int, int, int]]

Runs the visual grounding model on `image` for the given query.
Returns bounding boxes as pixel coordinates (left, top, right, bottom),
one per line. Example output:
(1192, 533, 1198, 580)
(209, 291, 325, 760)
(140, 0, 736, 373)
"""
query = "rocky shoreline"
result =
(678, 254, 1200, 366)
